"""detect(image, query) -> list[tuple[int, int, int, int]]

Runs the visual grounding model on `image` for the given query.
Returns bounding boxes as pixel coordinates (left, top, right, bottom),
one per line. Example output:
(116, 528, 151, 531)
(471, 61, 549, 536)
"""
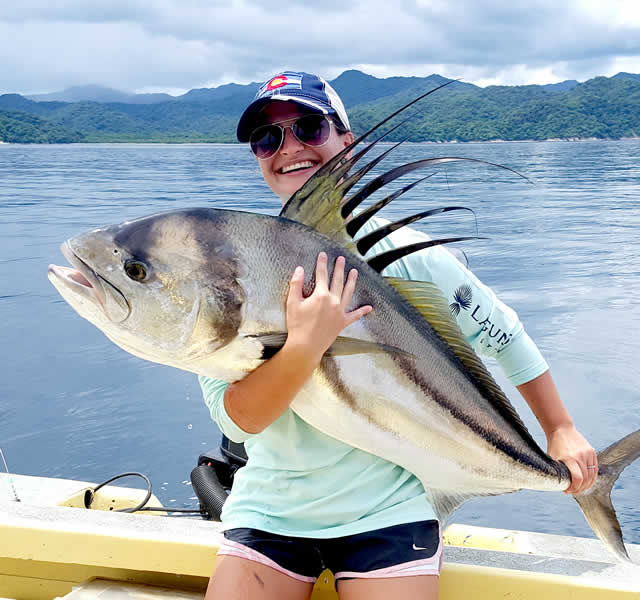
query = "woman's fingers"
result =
(340, 266, 373, 324)
(547, 426, 598, 495)
(562, 458, 584, 495)
(345, 304, 373, 327)
(304, 253, 373, 326)
(330, 256, 346, 296)
(314, 252, 329, 292)
(341, 267, 359, 308)
(582, 451, 599, 492)
(563, 452, 599, 494)
(287, 266, 305, 303)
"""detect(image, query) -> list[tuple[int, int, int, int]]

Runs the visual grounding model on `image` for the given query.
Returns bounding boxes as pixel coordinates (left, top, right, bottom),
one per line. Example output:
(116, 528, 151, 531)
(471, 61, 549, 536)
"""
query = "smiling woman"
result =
(235, 72, 354, 201)
(252, 102, 354, 200)
(195, 70, 604, 600)
(40, 69, 610, 600)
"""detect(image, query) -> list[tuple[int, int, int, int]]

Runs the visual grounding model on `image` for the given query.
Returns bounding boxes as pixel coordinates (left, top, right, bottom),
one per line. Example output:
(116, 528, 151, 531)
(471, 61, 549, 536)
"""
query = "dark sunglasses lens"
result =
(250, 125, 283, 159)
(292, 115, 330, 146)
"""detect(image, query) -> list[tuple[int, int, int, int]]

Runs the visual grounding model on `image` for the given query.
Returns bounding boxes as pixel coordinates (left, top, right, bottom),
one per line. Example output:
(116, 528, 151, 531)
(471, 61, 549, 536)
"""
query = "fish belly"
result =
(290, 353, 563, 497)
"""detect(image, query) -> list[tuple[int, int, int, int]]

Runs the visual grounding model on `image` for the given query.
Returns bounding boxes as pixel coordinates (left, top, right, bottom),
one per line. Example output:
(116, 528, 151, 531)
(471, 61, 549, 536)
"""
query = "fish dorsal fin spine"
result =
(278, 81, 496, 253)
(384, 276, 540, 447)
(278, 82, 529, 271)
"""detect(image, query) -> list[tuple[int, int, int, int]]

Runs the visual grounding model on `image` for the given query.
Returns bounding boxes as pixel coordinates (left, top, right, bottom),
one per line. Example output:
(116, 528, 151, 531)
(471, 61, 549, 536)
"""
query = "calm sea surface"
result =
(1, 140, 639, 543)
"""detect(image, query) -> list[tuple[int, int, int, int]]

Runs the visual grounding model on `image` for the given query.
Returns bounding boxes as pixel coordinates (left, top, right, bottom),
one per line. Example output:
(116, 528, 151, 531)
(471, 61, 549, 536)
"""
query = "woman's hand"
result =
(285, 252, 373, 365)
(547, 424, 598, 494)
(224, 253, 372, 434)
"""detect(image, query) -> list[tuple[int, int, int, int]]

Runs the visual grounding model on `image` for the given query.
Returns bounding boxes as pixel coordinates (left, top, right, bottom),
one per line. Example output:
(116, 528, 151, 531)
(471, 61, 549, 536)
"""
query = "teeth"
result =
(281, 161, 314, 174)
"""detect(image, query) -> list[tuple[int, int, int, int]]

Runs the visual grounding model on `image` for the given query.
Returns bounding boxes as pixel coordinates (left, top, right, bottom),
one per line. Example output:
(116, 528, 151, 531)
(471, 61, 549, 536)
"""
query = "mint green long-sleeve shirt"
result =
(199, 218, 548, 537)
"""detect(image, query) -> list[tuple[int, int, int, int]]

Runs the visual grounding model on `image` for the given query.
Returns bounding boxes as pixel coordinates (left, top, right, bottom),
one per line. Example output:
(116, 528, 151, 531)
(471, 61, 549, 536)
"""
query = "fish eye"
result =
(124, 259, 148, 282)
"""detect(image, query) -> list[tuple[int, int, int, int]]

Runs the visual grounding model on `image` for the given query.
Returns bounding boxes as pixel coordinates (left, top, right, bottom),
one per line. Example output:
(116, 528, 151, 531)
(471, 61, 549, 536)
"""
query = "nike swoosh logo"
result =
(412, 543, 428, 551)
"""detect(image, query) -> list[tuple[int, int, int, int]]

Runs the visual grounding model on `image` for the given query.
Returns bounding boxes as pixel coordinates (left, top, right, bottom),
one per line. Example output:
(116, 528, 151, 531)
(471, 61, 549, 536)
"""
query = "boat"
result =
(2, 470, 639, 600)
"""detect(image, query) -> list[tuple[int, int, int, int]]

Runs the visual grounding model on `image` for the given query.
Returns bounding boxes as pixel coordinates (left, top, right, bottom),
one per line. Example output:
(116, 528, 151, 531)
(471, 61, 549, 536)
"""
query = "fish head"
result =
(48, 210, 246, 368)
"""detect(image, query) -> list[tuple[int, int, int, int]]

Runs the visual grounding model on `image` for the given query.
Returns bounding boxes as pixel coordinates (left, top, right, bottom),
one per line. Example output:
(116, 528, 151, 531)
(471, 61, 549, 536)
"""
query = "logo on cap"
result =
(266, 76, 288, 91)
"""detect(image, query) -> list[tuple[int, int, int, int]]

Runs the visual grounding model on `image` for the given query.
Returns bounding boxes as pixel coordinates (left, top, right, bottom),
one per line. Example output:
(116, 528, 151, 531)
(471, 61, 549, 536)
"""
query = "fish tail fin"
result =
(574, 429, 640, 563)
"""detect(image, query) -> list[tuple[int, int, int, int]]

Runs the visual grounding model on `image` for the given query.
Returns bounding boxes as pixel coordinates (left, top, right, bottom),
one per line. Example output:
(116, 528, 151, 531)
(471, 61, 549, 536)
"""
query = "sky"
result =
(1, 0, 640, 96)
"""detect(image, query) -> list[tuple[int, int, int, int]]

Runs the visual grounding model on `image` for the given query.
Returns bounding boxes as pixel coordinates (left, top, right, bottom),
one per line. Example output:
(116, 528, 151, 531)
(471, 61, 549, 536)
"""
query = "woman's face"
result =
(255, 101, 354, 203)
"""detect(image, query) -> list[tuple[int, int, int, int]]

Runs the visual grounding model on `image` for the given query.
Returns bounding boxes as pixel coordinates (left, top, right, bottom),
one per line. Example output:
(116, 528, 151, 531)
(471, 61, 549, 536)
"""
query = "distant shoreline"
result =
(402, 136, 640, 144)
(2, 137, 639, 146)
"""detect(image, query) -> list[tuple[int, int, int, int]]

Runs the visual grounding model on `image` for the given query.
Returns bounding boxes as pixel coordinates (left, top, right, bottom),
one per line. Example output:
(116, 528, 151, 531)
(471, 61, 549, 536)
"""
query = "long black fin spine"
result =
(345, 175, 435, 238)
(341, 157, 530, 220)
(333, 139, 407, 200)
(324, 79, 459, 178)
(330, 118, 414, 192)
(356, 206, 476, 256)
(280, 79, 459, 217)
(368, 236, 483, 273)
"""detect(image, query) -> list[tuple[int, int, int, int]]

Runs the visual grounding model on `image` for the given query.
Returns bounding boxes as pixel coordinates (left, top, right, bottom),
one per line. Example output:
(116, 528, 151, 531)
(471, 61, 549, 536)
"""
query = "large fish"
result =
(48, 87, 640, 563)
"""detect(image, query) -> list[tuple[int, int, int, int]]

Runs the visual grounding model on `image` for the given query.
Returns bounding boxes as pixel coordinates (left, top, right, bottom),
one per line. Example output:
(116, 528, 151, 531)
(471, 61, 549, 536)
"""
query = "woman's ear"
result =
(343, 131, 355, 148)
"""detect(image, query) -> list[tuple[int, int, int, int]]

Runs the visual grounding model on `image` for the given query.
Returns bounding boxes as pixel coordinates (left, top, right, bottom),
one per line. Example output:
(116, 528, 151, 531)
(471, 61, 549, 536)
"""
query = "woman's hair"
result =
(330, 114, 351, 136)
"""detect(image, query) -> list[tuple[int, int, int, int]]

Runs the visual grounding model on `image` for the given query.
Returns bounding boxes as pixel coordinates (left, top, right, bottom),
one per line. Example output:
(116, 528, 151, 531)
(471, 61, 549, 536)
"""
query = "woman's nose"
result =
(279, 126, 304, 154)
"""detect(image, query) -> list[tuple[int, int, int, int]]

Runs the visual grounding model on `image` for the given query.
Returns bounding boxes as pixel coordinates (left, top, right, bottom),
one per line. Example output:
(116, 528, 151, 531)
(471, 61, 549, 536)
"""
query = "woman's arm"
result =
(224, 253, 372, 434)
(517, 370, 598, 494)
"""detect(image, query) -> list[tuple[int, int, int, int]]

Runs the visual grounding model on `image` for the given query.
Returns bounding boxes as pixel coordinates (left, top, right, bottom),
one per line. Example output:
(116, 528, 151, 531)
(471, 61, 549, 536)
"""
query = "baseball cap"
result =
(236, 71, 350, 143)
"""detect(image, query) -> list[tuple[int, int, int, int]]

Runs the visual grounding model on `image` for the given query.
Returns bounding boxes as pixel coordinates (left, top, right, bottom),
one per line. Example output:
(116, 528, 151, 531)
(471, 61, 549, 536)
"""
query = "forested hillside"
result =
(0, 110, 84, 143)
(1, 71, 638, 143)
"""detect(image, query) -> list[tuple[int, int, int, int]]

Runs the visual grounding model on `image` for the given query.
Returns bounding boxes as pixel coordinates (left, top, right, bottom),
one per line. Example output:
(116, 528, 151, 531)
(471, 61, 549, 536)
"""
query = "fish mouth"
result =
(48, 242, 130, 323)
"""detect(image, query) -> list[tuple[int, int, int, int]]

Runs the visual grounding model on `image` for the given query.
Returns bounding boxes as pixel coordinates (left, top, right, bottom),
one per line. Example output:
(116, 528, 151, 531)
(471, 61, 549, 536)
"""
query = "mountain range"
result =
(1, 70, 639, 143)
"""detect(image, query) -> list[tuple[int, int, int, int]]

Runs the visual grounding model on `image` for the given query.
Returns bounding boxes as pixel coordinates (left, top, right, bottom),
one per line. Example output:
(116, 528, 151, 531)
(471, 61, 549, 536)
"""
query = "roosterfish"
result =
(48, 86, 640, 563)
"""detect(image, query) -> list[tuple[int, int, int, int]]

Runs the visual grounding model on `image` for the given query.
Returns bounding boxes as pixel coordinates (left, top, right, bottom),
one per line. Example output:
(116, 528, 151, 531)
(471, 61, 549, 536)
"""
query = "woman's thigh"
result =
(337, 574, 439, 600)
(206, 555, 315, 600)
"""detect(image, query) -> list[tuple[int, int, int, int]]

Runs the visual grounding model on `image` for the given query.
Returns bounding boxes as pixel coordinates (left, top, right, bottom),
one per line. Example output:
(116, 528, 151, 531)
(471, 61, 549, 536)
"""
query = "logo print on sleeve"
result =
(449, 284, 472, 317)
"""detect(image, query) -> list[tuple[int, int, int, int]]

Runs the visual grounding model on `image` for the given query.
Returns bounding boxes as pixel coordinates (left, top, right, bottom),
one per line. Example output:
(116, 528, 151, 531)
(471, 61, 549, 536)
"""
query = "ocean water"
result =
(0, 140, 639, 544)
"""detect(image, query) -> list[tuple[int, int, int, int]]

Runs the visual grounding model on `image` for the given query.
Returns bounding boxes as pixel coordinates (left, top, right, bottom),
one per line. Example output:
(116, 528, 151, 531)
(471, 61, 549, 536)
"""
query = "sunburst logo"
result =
(450, 284, 472, 317)
(266, 76, 288, 90)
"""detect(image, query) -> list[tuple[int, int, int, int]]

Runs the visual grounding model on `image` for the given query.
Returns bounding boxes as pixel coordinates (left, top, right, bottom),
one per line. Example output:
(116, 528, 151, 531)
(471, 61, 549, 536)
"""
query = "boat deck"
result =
(2, 473, 639, 599)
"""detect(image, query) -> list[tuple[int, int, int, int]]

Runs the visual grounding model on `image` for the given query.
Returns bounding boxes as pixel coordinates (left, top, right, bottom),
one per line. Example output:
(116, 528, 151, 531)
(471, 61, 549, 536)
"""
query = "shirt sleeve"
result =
(198, 375, 256, 443)
(359, 218, 548, 387)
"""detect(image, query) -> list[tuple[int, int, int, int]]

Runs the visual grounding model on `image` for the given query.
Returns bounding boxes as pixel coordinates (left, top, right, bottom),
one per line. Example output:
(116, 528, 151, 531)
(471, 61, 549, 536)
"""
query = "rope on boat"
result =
(0, 447, 20, 502)
(85, 471, 205, 516)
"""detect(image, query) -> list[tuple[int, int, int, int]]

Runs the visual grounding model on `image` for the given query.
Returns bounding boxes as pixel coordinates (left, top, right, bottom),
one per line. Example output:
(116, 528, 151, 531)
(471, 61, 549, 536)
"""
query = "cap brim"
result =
(236, 95, 332, 143)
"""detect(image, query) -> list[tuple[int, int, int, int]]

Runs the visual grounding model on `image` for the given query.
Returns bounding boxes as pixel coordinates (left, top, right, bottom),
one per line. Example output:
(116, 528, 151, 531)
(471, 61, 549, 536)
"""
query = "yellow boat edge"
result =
(1, 473, 639, 600)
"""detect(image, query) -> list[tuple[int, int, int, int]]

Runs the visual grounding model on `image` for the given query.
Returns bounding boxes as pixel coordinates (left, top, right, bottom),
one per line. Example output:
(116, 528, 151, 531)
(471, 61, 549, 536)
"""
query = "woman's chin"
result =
(276, 166, 320, 196)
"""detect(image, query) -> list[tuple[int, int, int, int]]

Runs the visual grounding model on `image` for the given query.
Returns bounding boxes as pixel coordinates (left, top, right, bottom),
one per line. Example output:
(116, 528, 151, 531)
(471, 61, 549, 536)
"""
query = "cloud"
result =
(1, 0, 639, 95)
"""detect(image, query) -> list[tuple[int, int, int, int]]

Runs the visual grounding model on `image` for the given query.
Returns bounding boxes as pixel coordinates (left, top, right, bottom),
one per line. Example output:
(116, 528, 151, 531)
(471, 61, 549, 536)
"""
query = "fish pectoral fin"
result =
(429, 489, 515, 524)
(249, 332, 413, 360)
(326, 336, 413, 357)
(428, 491, 473, 523)
(248, 332, 288, 360)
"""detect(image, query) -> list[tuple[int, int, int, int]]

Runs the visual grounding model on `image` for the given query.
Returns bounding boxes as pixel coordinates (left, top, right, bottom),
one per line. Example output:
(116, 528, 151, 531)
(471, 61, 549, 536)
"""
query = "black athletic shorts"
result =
(217, 520, 442, 582)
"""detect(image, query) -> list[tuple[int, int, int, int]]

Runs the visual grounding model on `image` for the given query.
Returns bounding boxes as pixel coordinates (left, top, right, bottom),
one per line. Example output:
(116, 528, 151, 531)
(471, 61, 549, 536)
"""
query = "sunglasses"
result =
(249, 114, 332, 160)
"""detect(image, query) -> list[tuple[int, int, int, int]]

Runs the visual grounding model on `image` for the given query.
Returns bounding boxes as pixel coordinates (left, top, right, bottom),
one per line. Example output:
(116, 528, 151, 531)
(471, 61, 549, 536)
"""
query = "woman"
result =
(201, 71, 597, 600)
